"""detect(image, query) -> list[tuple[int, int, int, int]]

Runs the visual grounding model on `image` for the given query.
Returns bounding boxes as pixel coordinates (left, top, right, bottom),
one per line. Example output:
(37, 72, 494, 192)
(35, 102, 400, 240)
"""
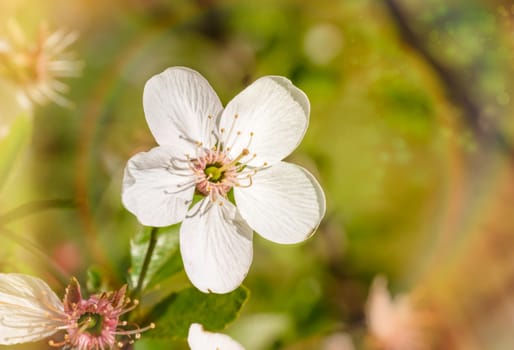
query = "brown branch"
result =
(382, 0, 512, 154)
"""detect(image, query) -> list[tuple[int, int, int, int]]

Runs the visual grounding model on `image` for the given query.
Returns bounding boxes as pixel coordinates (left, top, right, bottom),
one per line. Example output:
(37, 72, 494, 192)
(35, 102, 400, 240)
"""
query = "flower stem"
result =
(0, 198, 75, 225)
(133, 227, 159, 298)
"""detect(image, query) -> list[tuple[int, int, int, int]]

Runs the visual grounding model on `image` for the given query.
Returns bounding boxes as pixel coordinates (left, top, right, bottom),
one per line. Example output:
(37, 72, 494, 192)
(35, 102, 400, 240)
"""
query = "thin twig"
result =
(0, 198, 75, 225)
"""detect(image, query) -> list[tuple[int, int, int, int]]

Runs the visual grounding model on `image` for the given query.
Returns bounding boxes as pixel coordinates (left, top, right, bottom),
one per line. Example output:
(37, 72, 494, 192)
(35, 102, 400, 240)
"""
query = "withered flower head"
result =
(0, 19, 82, 108)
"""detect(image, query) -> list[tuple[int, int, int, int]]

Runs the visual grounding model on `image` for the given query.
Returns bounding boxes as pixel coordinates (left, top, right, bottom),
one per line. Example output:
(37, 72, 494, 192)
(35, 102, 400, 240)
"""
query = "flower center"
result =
(189, 147, 254, 201)
(78, 312, 104, 336)
(173, 118, 272, 203)
(204, 164, 224, 182)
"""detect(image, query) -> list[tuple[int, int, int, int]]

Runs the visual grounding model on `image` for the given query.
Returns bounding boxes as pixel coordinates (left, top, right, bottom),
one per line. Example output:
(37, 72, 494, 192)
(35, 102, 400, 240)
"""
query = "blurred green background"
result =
(1, 0, 514, 349)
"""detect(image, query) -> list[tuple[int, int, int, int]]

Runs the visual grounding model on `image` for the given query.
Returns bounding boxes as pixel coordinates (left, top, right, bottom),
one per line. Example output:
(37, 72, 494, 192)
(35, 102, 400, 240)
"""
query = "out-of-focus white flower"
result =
(122, 67, 326, 294)
(304, 23, 344, 65)
(188, 323, 245, 350)
(323, 332, 355, 350)
(0, 19, 82, 108)
(366, 276, 427, 350)
(0, 273, 153, 349)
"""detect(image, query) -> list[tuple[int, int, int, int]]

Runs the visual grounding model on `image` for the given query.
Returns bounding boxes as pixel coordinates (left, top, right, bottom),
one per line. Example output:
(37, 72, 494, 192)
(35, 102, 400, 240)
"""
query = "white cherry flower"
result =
(188, 323, 245, 350)
(123, 67, 326, 293)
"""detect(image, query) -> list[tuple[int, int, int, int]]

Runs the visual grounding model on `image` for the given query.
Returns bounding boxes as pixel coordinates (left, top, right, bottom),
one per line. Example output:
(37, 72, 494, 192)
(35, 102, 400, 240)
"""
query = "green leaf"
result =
(129, 224, 182, 292)
(86, 265, 112, 294)
(146, 286, 249, 339)
(0, 113, 32, 191)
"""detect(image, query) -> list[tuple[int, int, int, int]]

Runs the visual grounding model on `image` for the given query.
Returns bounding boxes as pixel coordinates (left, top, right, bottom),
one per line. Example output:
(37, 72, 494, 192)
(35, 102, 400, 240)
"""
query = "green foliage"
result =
(129, 225, 183, 292)
(146, 286, 249, 340)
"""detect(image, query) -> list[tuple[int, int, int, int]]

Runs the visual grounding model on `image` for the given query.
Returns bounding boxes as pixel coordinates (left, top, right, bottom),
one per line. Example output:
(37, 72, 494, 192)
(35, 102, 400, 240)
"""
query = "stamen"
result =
(223, 114, 239, 145)
(186, 199, 213, 218)
(211, 129, 222, 151)
(206, 114, 218, 146)
(118, 300, 139, 315)
(163, 176, 201, 195)
(236, 175, 253, 188)
(234, 153, 257, 172)
(168, 156, 193, 172)
(225, 129, 243, 152)
(218, 148, 249, 172)
(178, 134, 201, 147)
(245, 131, 255, 149)
(114, 322, 155, 336)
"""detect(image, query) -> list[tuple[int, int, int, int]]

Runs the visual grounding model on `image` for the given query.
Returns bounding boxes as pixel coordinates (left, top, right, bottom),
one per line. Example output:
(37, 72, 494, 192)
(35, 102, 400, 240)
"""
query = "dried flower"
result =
(0, 19, 82, 108)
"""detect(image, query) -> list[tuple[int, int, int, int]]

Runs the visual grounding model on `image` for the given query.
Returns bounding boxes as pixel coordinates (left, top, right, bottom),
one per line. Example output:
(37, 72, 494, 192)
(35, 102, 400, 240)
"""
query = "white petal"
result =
(143, 67, 222, 153)
(122, 146, 195, 227)
(188, 323, 245, 350)
(0, 273, 65, 345)
(219, 76, 309, 166)
(366, 276, 396, 338)
(180, 198, 253, 293)
(235, 162, 325, 244)
(367, 276, 418, 335)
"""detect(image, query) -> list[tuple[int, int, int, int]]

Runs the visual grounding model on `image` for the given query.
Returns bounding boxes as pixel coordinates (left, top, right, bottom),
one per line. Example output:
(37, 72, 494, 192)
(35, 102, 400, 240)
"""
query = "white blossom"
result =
(123, 67, 326, 293)
(188, 323, 245, 350)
